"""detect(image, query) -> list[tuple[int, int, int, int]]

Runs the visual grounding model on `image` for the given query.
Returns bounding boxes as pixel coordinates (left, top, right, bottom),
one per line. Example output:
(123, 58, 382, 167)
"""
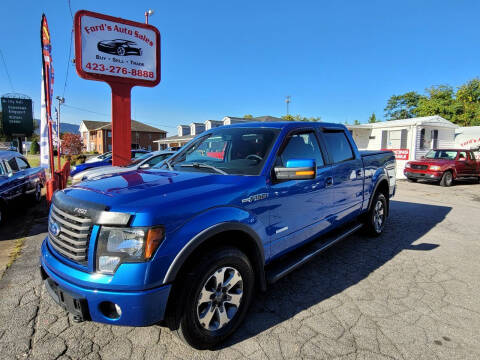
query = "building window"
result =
(431, 129, 438, 149)
(420, 128, 426, 149)
(107, 131, 111, 138)
(383, 129, 408, 149)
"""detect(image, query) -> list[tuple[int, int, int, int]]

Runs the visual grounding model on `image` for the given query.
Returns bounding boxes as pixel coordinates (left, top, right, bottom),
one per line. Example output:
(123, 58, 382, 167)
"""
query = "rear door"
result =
(268, 129, 333, 257)
(456, 151, 470, 176)
(320, 129, 364, 223)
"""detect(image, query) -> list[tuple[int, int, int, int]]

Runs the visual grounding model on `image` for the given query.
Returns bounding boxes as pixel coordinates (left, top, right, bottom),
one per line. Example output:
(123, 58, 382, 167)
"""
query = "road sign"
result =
(1, 97, 33, 137)
(74, 10, 161, 165)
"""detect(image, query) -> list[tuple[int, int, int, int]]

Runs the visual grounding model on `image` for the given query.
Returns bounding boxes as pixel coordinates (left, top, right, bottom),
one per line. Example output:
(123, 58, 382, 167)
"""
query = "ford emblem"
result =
(49, 221, 61, 237)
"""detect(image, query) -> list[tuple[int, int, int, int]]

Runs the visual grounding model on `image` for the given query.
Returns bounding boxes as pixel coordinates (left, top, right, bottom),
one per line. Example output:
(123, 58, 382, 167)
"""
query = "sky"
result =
(0, 0, 479, 135)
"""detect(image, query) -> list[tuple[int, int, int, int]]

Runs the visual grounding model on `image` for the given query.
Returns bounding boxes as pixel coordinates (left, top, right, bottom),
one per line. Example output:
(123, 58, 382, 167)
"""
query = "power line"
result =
(62, 0, 74, 97)
(63, 104, 110, 117)
(0, 49, 14, 92)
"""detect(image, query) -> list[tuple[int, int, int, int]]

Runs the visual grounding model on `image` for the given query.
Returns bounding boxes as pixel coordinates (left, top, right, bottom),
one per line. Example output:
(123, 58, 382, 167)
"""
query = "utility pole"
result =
(56, 96, 65, 169)
(285, 96, 291, 116)
(145, 9, 154, 24)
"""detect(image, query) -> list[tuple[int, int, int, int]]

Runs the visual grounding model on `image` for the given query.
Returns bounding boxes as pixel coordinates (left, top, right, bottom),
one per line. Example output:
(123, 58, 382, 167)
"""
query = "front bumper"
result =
(404, 170, 442, 181)
(40, 239, 171, 326)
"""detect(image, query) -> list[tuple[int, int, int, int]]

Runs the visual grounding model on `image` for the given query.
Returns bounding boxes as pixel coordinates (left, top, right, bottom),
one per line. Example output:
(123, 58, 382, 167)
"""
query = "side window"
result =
(323, 131, 355, 163)
(16, 157, 30, 170)
(8, 158, 19, 172)
(458, 151, 467, 159)
(277, 132, 324, 168)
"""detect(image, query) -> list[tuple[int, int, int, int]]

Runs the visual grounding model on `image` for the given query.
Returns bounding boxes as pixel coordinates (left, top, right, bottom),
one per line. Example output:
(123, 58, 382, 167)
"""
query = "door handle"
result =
(325, 176, 333, 187)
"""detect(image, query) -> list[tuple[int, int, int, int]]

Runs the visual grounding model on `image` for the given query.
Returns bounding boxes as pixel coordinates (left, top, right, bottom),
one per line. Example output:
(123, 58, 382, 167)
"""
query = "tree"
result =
(354, 120, 361, 125)
(456, 78, 480, 126)
(61, 132, 83, 155)
(243, 114, 253, 118)
(384, 91, 423, 120)
(415, 85, 462, 122)
(30, 140, 40, 154)
(281, 114, 321, 122)
(368, 112, 378, 123)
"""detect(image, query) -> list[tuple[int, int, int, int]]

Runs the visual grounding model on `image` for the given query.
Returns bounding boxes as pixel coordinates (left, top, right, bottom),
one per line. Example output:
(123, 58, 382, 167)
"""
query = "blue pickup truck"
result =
(0, 151, 45, 223)
(40, 122, 395, 349)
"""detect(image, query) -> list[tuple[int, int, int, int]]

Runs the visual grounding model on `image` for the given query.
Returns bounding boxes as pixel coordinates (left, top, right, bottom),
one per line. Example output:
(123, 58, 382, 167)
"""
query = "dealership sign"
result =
(75, 10, 160, 85)
(382, 148, 409, 160)
(74, 10, 161, 165)
(1, 97, 33, 136)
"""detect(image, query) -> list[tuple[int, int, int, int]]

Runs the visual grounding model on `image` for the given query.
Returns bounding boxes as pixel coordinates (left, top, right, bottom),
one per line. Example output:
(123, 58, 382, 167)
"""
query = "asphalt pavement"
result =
(0, 181, 479, 359)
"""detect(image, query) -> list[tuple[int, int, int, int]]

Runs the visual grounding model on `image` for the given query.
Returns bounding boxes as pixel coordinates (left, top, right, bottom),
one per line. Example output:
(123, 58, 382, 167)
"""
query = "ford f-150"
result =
(40, 122, 396, 349)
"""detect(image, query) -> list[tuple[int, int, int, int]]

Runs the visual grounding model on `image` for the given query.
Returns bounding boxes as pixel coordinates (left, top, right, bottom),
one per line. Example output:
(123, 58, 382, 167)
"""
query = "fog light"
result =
(99, 301, 122, 319)
(98, 256, 120, 274)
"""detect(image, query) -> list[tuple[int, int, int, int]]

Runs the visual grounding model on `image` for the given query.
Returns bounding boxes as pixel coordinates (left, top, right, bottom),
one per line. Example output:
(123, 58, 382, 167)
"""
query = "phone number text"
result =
(84, 62, 154, 79)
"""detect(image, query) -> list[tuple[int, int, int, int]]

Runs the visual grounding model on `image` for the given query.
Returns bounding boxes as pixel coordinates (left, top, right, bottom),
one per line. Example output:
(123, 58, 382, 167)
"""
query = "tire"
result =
(173, 247, 255, 349)
(440, 171, 453, 187)
(31, 184, 42, 203)
(407, 178, 417, 183)
(116, 47, 125, 56)
(364, 192, 387, 237)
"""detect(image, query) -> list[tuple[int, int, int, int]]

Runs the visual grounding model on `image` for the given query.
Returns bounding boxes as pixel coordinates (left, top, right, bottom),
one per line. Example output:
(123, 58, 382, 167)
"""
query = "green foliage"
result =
(368, 112, 378, 123)
(30, 140, 40, 154)
(243, 114, 253, 118)
(281, 114, 321, 122)
(384, 78, 480, 126)
(384, 91, 424, 120)
(354, 120, 361, 125)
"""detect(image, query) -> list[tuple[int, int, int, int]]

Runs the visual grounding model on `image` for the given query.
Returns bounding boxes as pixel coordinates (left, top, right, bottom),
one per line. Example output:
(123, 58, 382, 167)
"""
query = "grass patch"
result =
(6, 237, 27, 269)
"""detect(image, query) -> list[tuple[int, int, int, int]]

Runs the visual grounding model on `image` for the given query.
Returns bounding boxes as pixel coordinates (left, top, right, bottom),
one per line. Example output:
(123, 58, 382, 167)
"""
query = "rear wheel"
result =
(172, 247, 254, 349)
(440, 171, 453, 187)
(364, 192, 387, 237)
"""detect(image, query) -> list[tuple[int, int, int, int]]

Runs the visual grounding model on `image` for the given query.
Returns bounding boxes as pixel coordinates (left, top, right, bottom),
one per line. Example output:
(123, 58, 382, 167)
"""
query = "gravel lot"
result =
(0, 181, 479, 360)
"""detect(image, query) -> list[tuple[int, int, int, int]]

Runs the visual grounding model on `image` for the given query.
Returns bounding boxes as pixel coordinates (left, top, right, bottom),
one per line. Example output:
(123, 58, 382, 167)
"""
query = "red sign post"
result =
(74, 10, 160, 166)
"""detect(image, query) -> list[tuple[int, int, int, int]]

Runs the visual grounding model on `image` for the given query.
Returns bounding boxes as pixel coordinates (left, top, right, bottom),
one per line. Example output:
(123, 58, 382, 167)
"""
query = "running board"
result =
(265, 222, 363, 284)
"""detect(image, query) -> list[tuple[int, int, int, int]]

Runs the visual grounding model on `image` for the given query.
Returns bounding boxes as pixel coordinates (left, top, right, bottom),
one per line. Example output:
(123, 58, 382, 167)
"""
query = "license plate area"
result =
(44, 277, 90, 321)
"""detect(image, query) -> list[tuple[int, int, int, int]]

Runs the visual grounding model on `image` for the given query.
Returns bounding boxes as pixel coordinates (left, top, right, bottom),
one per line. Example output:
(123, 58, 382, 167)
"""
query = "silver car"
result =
(71, 150, 175, 185)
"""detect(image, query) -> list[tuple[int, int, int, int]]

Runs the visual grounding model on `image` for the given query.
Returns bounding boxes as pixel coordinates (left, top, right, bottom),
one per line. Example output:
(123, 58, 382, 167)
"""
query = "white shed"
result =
(348, 116, 458, 179)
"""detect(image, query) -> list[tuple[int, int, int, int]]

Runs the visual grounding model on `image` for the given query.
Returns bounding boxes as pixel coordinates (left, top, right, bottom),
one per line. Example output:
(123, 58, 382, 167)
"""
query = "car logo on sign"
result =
(49, 221, 61, 237)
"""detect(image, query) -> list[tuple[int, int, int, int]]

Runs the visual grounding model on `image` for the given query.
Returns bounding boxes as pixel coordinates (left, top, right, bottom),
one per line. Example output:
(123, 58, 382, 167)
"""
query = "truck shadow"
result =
(221, 200, 451, 348)
(0, 198, 48, 241)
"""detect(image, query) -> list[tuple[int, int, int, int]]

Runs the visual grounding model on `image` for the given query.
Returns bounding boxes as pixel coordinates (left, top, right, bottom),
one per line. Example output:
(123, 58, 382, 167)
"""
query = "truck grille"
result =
(48, 204, 92, 265)
(411, 164, 428, 170)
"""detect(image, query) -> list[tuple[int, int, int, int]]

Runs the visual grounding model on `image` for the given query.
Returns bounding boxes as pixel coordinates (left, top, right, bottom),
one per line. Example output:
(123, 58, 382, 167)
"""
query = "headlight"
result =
(405, 162, 411, 168)
(97, 226, 164, 274)
(430, 165, 442, 171)
(71, 166, 77, 171)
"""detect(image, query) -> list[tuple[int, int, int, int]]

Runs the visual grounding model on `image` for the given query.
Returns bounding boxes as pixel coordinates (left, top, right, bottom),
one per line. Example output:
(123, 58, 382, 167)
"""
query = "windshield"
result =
(425, 150, 458, 160)
(98, 152, 112, 160)
(156, 127, 280, 175)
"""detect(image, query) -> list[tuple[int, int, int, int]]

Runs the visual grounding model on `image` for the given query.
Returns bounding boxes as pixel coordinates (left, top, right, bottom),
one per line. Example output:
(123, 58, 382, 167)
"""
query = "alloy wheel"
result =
(196, 266, 243, 331)
(373, 200, 385, 233)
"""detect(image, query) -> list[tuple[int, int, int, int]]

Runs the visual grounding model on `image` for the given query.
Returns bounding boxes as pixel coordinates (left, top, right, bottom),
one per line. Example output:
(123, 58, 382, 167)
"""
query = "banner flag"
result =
(41, 14, 54, 170)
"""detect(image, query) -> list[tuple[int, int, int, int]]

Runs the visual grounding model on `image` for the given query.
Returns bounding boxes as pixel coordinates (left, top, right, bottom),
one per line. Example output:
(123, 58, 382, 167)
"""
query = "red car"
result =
(404, 149, 480, 186)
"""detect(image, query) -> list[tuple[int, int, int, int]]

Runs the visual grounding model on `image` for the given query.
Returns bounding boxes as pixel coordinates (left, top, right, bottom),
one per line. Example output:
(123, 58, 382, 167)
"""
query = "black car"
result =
(97, 39, 142, 56)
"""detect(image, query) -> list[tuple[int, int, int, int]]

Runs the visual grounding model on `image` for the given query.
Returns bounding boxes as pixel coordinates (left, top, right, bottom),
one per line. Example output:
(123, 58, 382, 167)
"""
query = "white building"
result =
(348, 116, 458, 179)
(455, 126, 480, 159)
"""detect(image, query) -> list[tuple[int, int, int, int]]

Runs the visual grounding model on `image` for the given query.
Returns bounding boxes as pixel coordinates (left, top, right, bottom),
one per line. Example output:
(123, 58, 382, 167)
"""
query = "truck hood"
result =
(63, 169, 262, 226)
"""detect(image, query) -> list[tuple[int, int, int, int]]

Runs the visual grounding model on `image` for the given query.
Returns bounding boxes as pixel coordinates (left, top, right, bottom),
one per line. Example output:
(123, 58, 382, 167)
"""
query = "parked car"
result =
(0, 151, 45, 223)
(40, 122, 396, 349)
(404, 149, 480, 186)
(70, 150, 150, 176)
(71, 150, 175, 185)
(85, 152, 111, 164)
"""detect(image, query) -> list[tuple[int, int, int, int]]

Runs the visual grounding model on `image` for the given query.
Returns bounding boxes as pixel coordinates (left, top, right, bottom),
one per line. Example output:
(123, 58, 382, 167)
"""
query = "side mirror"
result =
(274, 159, 316, 180)
(8, 172, 13, 178)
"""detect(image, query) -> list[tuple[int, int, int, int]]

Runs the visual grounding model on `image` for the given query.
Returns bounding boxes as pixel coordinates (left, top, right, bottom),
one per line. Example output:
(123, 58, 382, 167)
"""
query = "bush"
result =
(73, 154, 86, 164)
(30, 140, 40, 154)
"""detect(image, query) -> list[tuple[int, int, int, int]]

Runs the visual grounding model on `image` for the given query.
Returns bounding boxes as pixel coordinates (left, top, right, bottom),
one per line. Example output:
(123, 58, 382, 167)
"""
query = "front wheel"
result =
(440, 171, 453, 187)
(364, 192, 387, 237)
(174, 247, 254, 349)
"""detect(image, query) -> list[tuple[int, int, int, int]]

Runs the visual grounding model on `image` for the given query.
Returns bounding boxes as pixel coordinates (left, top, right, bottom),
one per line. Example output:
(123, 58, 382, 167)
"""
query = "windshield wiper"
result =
(180, 163, 227, 175)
